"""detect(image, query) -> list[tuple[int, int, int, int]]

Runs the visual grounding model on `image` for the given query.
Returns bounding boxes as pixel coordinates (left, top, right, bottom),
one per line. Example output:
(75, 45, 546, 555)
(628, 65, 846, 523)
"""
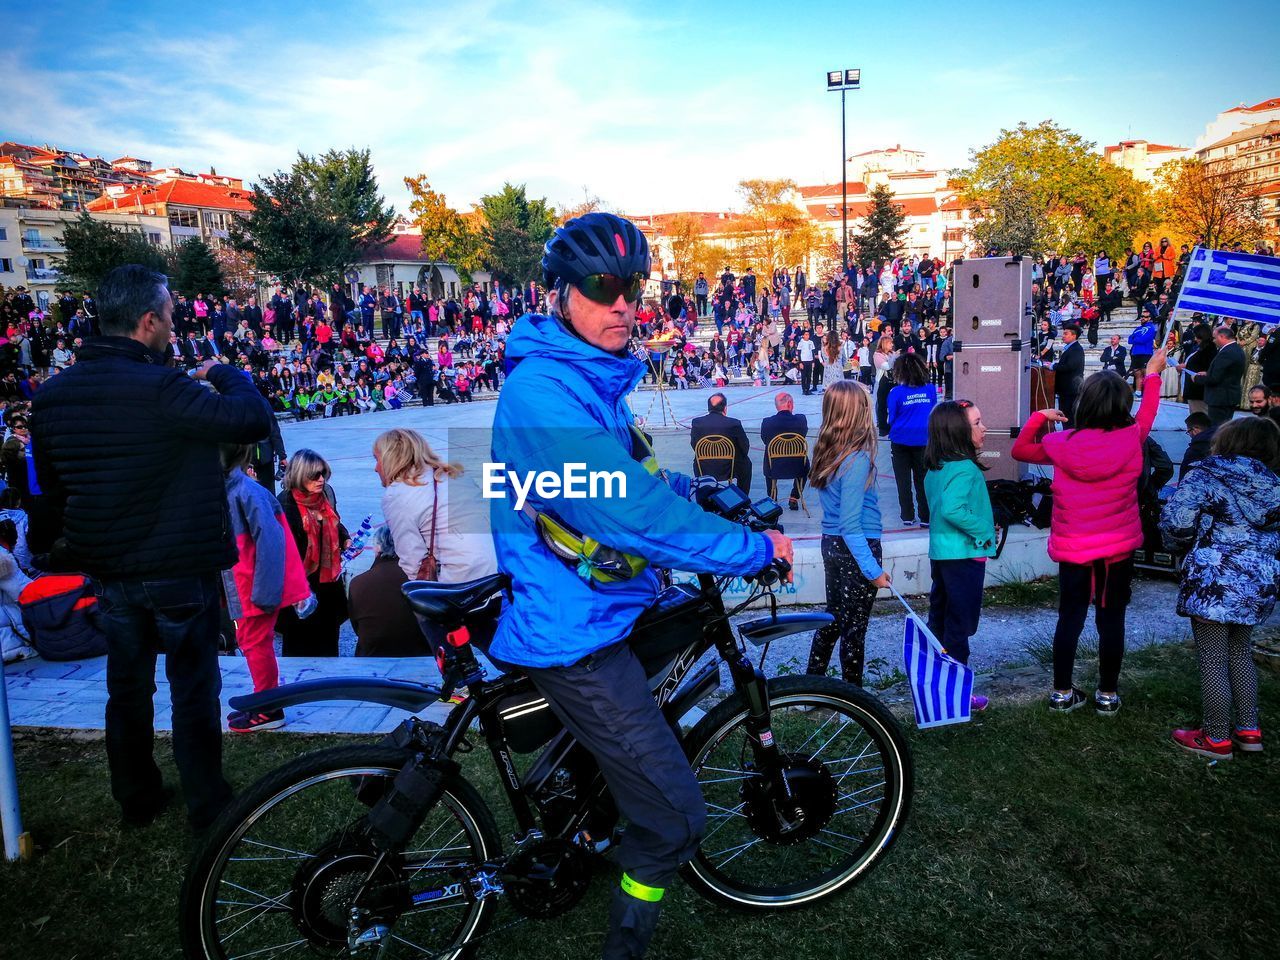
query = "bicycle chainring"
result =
(504, 838, 593, 919)
(739, 754, 836, 845)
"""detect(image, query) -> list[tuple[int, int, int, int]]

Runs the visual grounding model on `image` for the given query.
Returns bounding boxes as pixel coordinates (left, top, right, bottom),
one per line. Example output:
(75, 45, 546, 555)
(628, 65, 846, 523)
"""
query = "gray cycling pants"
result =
(526, 641, 706, 958)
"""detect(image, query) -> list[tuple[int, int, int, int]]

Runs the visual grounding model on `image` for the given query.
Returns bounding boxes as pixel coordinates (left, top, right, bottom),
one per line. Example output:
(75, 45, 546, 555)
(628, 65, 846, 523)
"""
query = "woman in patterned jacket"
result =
(1162, 417, 1280, 759)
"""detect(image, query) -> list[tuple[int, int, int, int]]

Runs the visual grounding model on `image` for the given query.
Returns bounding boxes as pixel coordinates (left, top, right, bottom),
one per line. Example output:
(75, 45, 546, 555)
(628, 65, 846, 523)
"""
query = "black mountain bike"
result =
(180, 487, 913, 959)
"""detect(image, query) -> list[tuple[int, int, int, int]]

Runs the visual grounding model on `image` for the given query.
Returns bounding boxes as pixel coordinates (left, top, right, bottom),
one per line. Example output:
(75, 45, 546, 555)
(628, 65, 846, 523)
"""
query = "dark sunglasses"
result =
(574, 273, 647, 305)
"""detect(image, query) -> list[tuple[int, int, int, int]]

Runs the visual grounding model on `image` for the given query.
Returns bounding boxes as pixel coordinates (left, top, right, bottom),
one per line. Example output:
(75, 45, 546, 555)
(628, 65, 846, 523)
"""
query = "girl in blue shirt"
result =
(887, 353, 939, 526)
(806, 381, 890, 685)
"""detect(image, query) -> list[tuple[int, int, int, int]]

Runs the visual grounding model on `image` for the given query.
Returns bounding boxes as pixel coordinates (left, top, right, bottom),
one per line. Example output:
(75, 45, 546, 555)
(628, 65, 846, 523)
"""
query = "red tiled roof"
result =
(86, 178, 255, 212)
(1226, 97, 1280, 114)
(1104, 140, 1187, 156)
(797, 182, 868, 199)
(939, 196, 966, 212)
(851, 143, 920, 157)
(806, 195, 937, 221)
(359, 234, 429, 263)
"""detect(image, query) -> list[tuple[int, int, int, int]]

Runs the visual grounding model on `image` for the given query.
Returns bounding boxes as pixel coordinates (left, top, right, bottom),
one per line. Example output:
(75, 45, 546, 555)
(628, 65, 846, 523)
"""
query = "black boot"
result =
(601, 885, 664, 959)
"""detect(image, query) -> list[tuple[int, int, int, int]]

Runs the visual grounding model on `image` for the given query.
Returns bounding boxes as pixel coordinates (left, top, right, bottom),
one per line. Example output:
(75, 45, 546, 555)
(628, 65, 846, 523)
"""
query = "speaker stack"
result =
(950, 257, 1034, 481)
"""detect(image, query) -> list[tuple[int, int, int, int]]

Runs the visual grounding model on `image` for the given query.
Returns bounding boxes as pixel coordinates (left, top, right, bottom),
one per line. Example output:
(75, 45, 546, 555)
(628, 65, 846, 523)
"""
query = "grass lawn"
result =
(2, 644, 1277, 960)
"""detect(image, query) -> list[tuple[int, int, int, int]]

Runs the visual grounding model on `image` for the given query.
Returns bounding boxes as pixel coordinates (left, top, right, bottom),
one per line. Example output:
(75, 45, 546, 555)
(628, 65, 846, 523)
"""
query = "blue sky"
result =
(3, 0, 1278, 216)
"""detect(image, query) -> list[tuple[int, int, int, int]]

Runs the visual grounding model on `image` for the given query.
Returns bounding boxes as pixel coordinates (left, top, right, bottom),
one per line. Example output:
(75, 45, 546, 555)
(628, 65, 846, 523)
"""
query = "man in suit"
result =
(1197, 326, 1246, 427)
(760, 392, 808, 509)
(180, 331, 202, 368)
(742, 268, 757, 305)
(1053, 324, 1086, 427)
(690, 393, 752, 493)
(242, 296, 263, 333)
(1100, 334, 1128, 376)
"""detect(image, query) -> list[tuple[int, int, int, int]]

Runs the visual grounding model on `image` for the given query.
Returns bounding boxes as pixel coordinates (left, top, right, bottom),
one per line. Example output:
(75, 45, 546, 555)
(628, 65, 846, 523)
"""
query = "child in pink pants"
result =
(221, 445, 311, 731)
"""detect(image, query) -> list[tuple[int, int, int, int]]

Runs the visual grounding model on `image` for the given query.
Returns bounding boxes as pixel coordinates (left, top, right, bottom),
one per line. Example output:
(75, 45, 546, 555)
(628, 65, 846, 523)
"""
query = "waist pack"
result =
(19, 574, 109, 661)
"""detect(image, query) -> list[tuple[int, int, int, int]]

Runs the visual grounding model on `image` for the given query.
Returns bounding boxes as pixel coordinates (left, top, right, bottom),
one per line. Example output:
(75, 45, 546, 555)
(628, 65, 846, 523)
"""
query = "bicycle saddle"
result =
(402, 573, 510, 622)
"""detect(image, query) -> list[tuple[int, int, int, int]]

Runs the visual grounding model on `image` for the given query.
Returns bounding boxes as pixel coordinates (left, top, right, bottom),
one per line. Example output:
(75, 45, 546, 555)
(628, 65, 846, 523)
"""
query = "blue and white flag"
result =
(1175, 247, 1280, 327)
(894, 587, 972, 729)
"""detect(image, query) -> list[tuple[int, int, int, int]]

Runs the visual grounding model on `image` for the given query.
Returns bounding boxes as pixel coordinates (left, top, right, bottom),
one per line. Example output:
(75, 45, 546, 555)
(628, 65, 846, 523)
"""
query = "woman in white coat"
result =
(373, 428, 497, 586)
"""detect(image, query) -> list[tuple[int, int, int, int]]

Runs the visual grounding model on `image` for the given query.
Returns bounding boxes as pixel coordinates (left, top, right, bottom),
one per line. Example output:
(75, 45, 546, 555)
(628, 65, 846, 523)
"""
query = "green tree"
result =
(477, 183, 556, 286)
(234, 148, 395, 287)
(1154, 158, 1266, 251)
(956, 120, 1157, 257)
(852, 184, 908, 266)
(968, 181, 1045, 256)
(170, 238, 226, 298)
(55, 213, 170, 292)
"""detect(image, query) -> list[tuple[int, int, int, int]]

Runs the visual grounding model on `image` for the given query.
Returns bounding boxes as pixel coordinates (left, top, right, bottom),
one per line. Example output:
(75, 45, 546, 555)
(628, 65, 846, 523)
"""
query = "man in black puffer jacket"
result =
(31, 263, 273, 831)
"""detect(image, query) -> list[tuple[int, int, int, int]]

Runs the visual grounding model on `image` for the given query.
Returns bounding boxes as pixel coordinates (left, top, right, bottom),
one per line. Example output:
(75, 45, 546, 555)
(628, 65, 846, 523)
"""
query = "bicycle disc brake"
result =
(740, 754, 836, 845)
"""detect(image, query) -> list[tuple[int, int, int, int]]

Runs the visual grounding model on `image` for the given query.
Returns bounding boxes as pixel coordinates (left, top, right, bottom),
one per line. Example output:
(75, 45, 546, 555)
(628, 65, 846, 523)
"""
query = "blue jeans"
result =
(97, 573, 231, 828)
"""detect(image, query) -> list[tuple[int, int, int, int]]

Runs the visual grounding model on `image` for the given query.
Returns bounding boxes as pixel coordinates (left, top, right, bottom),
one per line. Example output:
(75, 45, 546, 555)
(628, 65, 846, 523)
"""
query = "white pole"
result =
(0, 664, 30, 861)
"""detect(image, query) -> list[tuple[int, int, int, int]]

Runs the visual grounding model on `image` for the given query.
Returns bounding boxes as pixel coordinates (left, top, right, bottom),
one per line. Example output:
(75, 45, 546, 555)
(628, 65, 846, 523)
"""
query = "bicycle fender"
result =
(228, 677, 442, 715)
(738, 612, 835, 648)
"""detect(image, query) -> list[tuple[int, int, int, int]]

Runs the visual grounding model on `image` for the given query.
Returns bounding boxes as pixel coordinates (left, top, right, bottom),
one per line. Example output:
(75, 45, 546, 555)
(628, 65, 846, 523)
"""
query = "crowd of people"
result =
(0, 232, 1274, 798)
(0, 194, 1276, 960)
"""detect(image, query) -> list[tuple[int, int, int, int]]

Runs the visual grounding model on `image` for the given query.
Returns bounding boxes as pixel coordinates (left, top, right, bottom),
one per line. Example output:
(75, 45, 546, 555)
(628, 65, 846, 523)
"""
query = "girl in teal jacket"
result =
(923, 400, 998, 711)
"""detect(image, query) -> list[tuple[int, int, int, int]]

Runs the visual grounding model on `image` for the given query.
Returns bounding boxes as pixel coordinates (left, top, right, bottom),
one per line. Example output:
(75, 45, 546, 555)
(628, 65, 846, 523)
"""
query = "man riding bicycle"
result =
(489, 212, 793, 958)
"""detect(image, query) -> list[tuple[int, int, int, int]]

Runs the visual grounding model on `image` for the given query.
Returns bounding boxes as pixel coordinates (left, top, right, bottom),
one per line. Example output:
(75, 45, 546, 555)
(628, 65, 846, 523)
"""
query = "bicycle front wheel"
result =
(179, 745, 500, 960)
(682, 675, 912, 910)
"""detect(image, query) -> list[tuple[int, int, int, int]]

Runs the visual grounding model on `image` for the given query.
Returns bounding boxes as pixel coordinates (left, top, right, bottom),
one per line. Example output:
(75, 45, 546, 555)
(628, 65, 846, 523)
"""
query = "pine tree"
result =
(171, 238, 226, 298)
(852, 184, 907, 267)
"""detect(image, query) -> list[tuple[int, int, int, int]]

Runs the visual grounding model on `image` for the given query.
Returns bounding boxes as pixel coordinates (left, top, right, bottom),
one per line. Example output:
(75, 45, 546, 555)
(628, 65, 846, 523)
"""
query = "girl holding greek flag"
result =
(923, 400, 999, 712)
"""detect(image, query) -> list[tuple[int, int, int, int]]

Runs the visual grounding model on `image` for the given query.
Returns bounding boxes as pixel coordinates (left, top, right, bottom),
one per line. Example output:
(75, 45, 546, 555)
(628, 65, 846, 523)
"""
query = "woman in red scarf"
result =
(276, 448, 349, 657)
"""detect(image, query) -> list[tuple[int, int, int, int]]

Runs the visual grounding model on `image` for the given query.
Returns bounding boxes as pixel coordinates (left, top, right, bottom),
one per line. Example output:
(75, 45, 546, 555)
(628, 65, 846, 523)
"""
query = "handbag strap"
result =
(426, 477, 440, 558)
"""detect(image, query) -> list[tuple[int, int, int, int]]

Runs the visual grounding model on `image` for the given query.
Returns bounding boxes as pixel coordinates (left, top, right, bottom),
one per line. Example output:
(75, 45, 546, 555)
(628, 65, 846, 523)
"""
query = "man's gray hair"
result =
(97, 264, 170, 336)
(1214, 325, 1235, 340)
(373, 523, 398, 559)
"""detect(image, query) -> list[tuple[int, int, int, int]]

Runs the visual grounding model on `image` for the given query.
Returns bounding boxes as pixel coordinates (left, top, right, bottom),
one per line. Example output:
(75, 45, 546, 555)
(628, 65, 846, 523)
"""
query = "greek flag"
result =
(894, 587, 972, 729)
(1175, 247, 1280, 327)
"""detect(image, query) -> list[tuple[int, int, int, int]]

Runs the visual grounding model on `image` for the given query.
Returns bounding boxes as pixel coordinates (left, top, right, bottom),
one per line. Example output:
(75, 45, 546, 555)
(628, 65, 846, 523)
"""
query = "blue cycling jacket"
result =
(489, 313, 771, 668)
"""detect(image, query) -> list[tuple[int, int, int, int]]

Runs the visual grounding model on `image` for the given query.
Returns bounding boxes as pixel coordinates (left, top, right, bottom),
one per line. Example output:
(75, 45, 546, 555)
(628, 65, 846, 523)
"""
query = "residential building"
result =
(0, 205, 170, 310)
(1196, 97, 1280, 151)
(1103, 140, 1191, 183)
(1196, 119, 1280, 242)
(86, 178, 254, 249)
(632, 148, 974, 288)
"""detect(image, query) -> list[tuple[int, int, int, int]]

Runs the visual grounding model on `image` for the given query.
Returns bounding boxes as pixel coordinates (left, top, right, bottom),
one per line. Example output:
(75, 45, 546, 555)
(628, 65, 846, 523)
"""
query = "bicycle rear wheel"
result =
(682, 675, 912, 910)
(179, 745, 500, 959)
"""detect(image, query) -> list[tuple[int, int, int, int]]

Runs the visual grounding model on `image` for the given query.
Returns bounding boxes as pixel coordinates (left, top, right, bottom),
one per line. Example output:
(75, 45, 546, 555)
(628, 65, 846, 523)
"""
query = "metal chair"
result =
(766, 433, 810, 516)
(694, 435, 737, 485)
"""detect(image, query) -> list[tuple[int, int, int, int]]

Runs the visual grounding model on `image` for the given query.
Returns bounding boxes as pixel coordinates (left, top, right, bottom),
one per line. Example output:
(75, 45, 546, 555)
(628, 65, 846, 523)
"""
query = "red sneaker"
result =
(1232, 727, 1263, 753)
(1171, 728, 1232, 760)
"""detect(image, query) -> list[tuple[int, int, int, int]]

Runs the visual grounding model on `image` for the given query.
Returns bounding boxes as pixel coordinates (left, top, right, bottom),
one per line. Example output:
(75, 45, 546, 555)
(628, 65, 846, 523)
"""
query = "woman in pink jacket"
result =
(1012, 349, 1167, 715)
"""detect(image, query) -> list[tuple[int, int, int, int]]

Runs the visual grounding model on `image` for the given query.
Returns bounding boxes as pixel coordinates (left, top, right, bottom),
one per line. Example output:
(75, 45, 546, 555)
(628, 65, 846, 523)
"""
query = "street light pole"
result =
(841, 87, 847, 271)
(827, 68, 861, 273)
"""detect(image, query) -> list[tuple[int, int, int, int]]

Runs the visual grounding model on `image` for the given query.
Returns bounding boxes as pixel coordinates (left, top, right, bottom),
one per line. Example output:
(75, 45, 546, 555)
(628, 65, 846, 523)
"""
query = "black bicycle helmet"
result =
(542, 212, 651, 289)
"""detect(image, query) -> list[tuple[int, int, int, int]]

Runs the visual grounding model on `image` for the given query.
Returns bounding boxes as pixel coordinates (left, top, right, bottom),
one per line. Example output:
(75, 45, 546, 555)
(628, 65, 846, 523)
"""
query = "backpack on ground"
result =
(19, 574, 109, 661)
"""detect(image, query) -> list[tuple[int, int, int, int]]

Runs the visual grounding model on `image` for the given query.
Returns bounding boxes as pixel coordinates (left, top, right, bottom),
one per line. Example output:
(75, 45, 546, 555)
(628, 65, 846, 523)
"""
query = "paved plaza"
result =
(3, 354, 1219, 737)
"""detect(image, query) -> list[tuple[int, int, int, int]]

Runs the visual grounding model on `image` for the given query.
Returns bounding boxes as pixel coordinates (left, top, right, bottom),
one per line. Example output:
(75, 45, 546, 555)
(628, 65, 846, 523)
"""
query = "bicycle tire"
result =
(179, 744, 501, 960)
(681, 675, 912, 910)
